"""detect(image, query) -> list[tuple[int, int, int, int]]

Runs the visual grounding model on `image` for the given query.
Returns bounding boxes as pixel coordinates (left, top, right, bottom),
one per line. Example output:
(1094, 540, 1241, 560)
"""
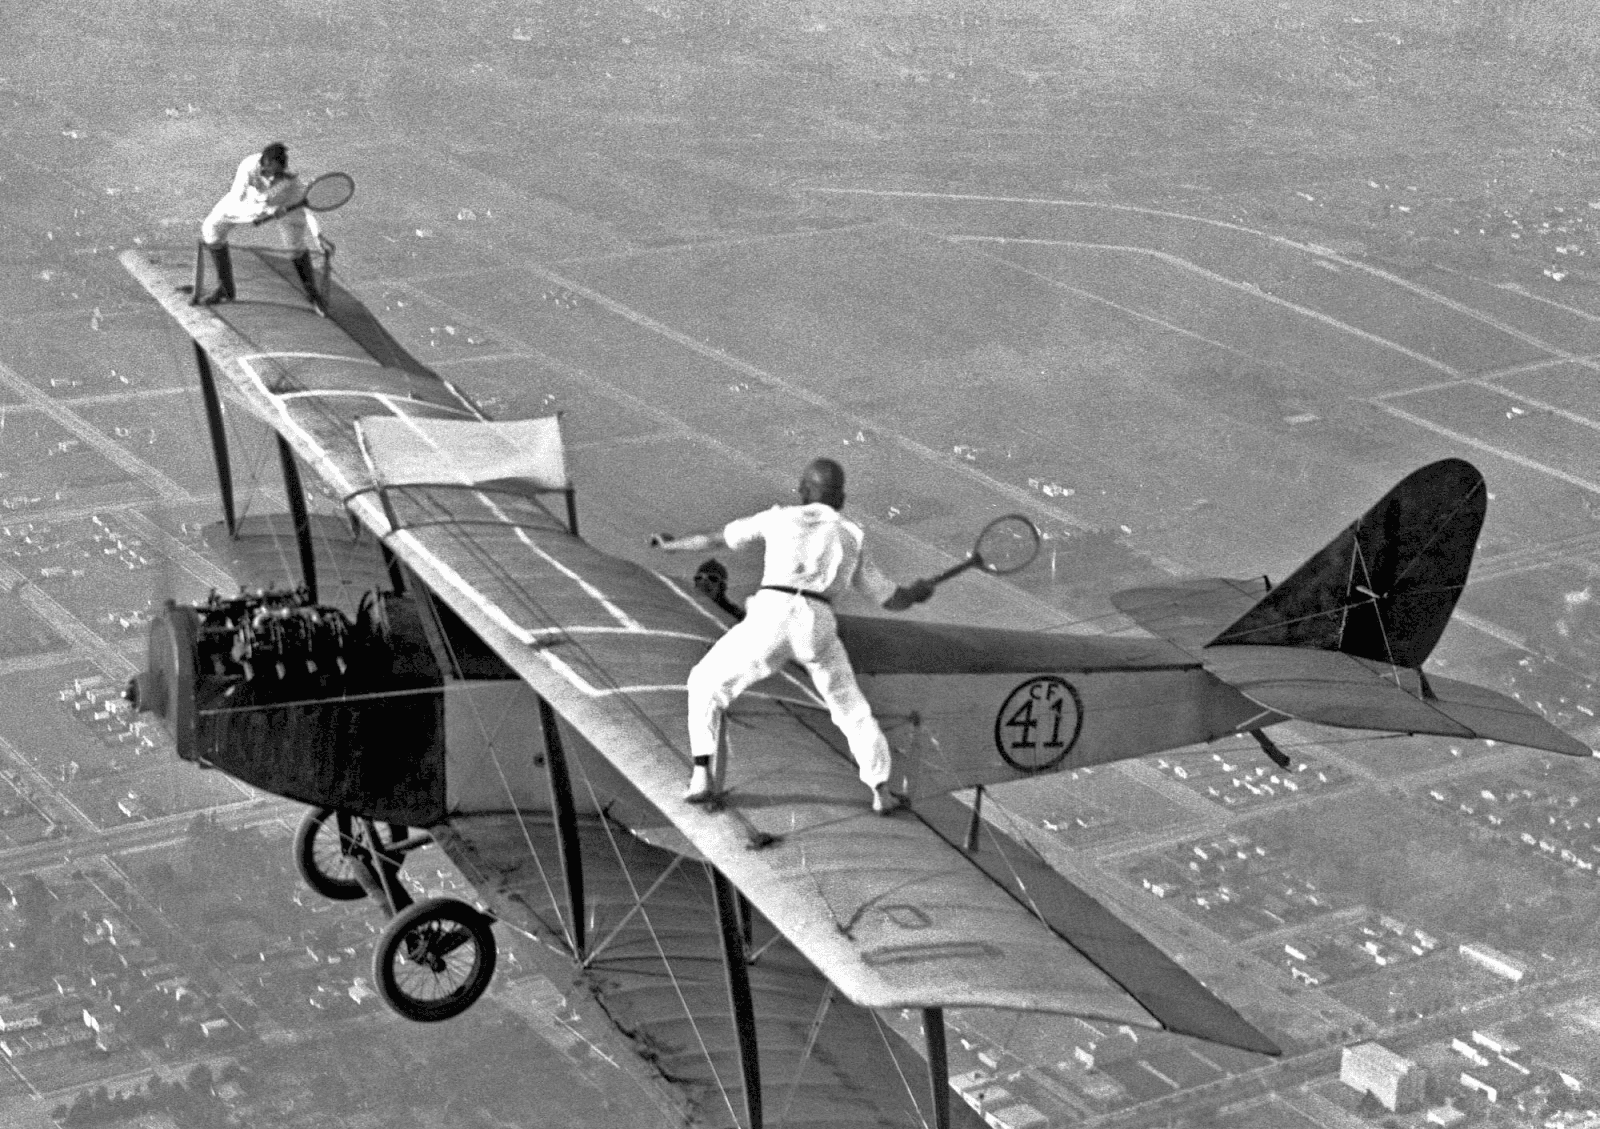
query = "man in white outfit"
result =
(199, 142, 322, 308)
(652, 458, 933, 813)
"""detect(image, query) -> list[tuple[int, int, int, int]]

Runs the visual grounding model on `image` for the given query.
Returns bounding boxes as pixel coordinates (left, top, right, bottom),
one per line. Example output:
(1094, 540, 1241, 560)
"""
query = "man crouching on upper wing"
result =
(199, 141, 321, 307)
(652, 457, 934, 814)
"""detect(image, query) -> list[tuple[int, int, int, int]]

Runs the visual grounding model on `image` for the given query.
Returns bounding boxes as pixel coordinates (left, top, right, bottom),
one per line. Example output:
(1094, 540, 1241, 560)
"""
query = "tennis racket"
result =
(925, 514, 1042, 588)
(269, 172, 356, 219)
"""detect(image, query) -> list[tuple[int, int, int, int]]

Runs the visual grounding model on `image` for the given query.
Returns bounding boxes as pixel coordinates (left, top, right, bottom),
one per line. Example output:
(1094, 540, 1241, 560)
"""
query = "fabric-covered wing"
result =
(1111, 578, 1271, 655)
(432, 813, 996, 1129)
(123, 248, 1276, 1048)
(382, 518, 1237, 1026)
(1202, 645, 1590, 756)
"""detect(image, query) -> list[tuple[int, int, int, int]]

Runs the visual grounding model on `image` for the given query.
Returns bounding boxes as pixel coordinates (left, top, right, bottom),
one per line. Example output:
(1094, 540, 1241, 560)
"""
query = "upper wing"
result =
(123, 247, 1275, 1050)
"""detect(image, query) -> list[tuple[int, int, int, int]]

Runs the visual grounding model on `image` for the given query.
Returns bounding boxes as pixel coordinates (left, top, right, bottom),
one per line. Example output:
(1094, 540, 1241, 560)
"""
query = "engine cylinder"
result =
(134, 590, 447, 825)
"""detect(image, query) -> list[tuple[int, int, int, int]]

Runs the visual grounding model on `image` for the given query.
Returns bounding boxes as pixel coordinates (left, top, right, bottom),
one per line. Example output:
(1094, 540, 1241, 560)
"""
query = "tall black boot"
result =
(292, 252, 325, 315)
(201, 243, 235, 305)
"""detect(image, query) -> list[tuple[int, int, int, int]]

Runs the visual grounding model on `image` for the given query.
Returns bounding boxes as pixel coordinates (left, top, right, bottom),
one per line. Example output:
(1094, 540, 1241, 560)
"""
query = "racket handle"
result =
(927, 556, 979, 586)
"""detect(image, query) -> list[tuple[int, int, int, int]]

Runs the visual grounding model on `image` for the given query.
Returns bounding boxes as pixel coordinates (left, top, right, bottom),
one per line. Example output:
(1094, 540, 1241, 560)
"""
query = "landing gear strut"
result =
(292, 806, 496, 1022)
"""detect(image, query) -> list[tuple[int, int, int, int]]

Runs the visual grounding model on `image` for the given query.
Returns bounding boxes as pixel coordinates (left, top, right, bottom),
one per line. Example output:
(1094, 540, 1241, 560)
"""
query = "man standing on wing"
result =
(652, 458, 934, 813)
(198, 141, 321, 308)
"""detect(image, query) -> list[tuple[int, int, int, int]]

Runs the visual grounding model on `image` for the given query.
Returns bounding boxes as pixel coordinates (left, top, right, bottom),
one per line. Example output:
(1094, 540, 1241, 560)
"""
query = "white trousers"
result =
(687, 590, 891, 789)
(201, 203, 318, 252)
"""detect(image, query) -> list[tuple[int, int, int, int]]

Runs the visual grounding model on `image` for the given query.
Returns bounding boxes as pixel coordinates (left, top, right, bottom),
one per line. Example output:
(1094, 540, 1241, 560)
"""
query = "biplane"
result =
(120, 244, 1589, 1129)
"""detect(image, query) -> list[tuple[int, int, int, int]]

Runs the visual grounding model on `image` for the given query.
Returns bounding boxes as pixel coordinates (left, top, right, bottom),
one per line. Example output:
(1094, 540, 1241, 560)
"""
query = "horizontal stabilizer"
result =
(1203, 646, 1590, 757)
(1405, 670, 1593, 758)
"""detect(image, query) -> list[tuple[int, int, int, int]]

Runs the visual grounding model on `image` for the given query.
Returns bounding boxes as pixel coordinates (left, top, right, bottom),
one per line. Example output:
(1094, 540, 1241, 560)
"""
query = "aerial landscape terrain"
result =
(5, 0, 1600, 1125)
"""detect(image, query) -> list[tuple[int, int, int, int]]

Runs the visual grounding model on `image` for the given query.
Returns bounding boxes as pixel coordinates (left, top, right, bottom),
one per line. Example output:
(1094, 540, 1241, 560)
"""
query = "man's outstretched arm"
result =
(856, 553, 934, 612)
(882, 579, 935, 611)
(650, 530, 728, 553)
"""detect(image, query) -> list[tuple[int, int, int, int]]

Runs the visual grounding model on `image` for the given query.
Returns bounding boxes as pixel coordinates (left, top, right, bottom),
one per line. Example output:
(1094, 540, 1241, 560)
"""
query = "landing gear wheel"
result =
(373, 897, 496, 1022)
(294, 808, 368, 902)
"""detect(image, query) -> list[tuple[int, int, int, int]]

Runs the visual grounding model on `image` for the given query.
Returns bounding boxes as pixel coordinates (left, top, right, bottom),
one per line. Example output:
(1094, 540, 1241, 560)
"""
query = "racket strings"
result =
(302, 172, 355, 211)
(976, 515, 1041, 575)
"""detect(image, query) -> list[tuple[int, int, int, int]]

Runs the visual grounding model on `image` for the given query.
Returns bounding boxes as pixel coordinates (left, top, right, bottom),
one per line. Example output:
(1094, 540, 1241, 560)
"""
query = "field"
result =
(7, 0, 1600, 1125)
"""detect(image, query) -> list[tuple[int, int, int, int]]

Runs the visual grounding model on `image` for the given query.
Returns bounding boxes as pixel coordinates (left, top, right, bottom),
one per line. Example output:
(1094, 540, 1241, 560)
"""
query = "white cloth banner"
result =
(357, 415, 569, 491)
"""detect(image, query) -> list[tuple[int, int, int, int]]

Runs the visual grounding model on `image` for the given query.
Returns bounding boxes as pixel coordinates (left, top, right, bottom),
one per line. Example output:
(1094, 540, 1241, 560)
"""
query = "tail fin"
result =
(1209, 459, 1487, 667)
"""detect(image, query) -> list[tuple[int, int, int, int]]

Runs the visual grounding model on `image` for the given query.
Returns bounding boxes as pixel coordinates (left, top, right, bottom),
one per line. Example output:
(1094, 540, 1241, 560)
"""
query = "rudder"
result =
(1209, 459, 1487, 668)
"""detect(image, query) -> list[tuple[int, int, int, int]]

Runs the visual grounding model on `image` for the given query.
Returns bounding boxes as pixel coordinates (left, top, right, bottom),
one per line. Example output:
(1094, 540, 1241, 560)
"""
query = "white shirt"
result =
(723, 504, 896, 604)
(212, 153, 307, 223)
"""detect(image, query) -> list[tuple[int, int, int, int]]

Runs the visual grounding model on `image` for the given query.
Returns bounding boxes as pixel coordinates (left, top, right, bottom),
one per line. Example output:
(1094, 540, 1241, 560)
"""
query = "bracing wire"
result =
(419, 577, 575, 952)
(869, 1008, 931, 1129)
(479, 737, 574, 949)
(746, 925, 786, 965)
(580, 853, 684, 969)
(271, 374, 585, 939)
(389, 496, 785, 847)
(208, 302, 933, 1123)
(219, 337, 578, 947)
(568, 755, 744, 1129)
(1349, 537, 1402, 686)
(1389, 482, 1486, 589)
(976, 796, 1050, 927)
(774, 982, 833, 1129)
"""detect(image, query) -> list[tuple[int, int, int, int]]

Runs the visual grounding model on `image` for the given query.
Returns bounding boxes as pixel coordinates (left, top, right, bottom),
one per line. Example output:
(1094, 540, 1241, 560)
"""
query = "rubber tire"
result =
(293, 807, 369, 902)
(373, 897, 496, 1023)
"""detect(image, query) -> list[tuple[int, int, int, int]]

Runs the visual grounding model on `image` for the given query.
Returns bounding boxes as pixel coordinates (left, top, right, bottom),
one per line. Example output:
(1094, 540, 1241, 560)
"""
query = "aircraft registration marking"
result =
(862, 940, 1002, 966)
(880, 904, 931, 930)
(993, 676, 1083, 773)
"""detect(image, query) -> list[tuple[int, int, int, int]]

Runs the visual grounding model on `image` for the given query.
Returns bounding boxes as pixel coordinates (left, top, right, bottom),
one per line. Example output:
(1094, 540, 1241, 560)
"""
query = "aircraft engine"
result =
(127, 590, 448, 826)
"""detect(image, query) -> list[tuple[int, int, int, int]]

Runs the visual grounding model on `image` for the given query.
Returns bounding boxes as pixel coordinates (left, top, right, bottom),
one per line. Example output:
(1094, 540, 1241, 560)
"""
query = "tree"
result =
(11, 873, 54, 928)
(185, 1063, 215, 1095)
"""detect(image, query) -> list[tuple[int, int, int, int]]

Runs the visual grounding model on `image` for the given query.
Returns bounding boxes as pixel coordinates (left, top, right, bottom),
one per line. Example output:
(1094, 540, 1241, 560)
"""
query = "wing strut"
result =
(191, 342, 237, 538)
(709, 864, 762, 1129)
(379, 543, 407, 594)
(923, 1008, 952, 1129)
(537, 696, 586, 957)
(276, 434, 318, 603)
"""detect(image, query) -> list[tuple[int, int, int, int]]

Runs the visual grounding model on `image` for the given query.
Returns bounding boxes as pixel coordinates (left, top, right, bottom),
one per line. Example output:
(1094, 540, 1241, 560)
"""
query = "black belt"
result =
(760, 585, 831, 605)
